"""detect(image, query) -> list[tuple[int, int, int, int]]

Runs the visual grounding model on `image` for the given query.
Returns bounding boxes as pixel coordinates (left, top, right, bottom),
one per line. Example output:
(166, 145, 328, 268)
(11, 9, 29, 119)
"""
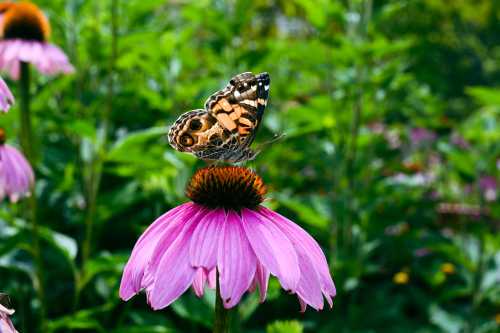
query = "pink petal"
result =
(254, 262, 270, 302)
(295, 251, 324, 310)
(241, 209, 300, 292)
(189, 208, 225, 270)
(0, 304, 17, 333)
(0, 304, 14, 316)
(192, 268, 207, 298)
(119, 203, 194, 300)
(217, 210, 257, 308)
(0, 77, 14, 112)
(260, 207, 336, 299)
(149, 212, 201, 309)
(207, 268, 216, 289)
(144, 206, 206, 283)
(0, 145, 34, 202)
(0, 40, 74, 79)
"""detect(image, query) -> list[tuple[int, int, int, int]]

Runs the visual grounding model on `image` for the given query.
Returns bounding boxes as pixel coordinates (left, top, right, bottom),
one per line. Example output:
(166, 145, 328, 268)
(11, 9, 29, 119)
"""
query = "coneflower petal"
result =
(241, 209, 300, 292)
(0, 77, 14, 112)
(295, 251, 324, 310)
(0, 144, 34, 202)
(0, 302, 18, 333)
(260, 207, 336, 299)
(189, 208, 224, 270)
(149, 227, 197, 310)
(217, 211, 257, 308)
(192, 268, 208, 298)
(0, 40, 74, 80)
(143, 206, 205, 288)
(119, 203, 193, 300)
(254, 262, 270, 302)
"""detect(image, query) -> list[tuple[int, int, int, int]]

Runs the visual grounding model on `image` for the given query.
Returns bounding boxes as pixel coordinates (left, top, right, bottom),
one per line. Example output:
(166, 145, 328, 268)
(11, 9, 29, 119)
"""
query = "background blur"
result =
(0, 0, 499, 332)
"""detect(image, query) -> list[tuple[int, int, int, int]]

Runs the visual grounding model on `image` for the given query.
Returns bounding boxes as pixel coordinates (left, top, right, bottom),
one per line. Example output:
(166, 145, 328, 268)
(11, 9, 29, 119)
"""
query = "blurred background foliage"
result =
(0, 0, 499, 332)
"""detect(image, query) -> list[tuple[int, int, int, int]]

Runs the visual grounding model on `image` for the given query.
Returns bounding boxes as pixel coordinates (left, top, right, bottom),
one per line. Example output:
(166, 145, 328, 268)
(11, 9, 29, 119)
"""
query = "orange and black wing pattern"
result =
(168, 72, 270, 163)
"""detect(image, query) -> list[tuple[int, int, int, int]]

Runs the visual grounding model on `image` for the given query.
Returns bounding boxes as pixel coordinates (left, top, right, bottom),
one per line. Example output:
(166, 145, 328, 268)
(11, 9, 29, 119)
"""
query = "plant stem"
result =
(81, 0, 118, 273)
(19, 61, 47, 331)
(19, 62, 33, 162)
(343, 0, 372, 249)
(213, 272, 231, 333)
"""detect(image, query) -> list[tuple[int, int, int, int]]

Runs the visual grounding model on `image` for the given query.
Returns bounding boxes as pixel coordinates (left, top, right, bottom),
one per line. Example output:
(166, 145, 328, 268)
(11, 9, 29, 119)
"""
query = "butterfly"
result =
(168, 72, 270, 163)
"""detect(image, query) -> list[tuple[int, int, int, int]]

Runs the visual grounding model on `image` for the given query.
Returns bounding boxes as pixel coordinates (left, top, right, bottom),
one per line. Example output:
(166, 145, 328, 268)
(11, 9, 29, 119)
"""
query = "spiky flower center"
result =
(0, 2, 50, 42)
(186, 166, 267, 210)
(0, 127, 5, 144)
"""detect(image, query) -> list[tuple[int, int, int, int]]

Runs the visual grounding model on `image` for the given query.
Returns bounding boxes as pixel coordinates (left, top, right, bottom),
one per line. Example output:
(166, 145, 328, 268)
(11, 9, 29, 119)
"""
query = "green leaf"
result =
(267, 320, 304, 333)
(429, 304, 465, 333)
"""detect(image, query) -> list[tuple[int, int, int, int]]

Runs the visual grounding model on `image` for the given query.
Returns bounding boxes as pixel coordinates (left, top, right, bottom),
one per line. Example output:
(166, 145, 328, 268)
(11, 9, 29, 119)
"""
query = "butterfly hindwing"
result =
(168, 72, 270, 163)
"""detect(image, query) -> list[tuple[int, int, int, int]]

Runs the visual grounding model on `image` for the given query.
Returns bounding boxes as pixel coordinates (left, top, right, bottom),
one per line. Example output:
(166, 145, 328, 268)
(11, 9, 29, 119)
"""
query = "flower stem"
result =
(81, 0, 118, 274)
(19, 62, 33, 162)
(213, 272, 231, 333)
(19, 61, 47, 331)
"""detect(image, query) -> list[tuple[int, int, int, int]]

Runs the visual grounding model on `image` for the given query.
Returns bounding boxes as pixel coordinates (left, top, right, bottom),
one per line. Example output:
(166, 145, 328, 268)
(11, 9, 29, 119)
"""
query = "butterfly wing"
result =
(193, 137, 258, 163)
(204, 72, 270, 147)
(168, 109, 239, 160)
(168, 72, 270, 163)
(168, 109, 217, 152)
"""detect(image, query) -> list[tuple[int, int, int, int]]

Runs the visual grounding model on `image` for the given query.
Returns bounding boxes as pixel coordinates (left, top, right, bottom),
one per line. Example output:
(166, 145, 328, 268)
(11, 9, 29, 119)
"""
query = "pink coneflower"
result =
(0, 75, 13, 112)
(0, 2, 74, 79)
(120, 166, 336, 312)
(0, 128, 34, 202)
(0, 295, 18, 333)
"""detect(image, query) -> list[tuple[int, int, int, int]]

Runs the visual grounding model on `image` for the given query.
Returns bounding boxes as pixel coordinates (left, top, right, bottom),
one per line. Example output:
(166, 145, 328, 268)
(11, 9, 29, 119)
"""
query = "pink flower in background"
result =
(0, 302, 18, 333)
(0, 128, 34, 202)
(450, 132, 469, 149)
(479, 176, 497, 202)
(120, 166, 336, 311)
(0, 2, 74, 79)
(0, 76, 13, 112)
(410, 127, 436, 145)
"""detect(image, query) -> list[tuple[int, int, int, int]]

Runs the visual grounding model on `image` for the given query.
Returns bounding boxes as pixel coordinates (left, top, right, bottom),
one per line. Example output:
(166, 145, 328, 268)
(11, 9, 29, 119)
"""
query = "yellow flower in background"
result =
(441, 263, 456, 275)
(495, 313, 500, 325)
(393, 271, 409, 284)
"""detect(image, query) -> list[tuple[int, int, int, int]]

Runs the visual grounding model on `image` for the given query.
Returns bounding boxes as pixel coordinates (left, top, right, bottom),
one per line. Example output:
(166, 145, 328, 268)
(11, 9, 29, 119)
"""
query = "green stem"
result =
(342, 0, 372, 249)
(213, 272, 231, 333)
(19, 62, 33, 162)
(19, 61, 47, 331)
(81, 0, 118, 274)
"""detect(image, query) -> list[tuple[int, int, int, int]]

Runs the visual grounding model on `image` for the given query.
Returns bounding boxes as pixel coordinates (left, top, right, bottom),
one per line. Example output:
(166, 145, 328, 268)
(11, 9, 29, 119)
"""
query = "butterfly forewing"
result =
(168, 72, 270, 163)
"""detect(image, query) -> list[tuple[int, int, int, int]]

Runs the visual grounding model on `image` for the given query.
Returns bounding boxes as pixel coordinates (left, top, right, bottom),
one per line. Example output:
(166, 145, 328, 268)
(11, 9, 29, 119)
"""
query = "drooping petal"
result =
(207, 268, 216, 289)
(0, 144, 34, 202)
(0, 304, 18, 333)
(119, 203, 195, 300)
(260, 207, 336, 299)
(241, 208, 300, 292)
(254, 262, 270, 302)
(149, 208, 207, 309)
(192, 268, 207, 298)
(0, 304, 14, 316)
(217, 210, 257, 309)
(148, 232, 196, 309)
(0, 77, 14, 112)
(0, 40, 74, 80)
(295, 251, 324, 310)
(189, 208, 225, 270)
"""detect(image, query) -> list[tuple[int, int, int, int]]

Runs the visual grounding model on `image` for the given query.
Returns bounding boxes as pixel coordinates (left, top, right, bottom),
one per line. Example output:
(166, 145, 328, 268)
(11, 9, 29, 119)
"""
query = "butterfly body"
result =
(168, 72, 270, 163)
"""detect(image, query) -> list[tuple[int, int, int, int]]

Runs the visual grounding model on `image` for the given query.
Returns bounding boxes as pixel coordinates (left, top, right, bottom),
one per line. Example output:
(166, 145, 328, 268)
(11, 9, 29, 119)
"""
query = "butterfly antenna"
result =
(255, 132, 286, 150)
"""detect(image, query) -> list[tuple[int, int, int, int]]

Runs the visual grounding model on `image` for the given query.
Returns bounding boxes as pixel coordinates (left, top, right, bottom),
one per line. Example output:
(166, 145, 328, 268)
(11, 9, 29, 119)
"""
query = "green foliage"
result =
(0, 0, 499, 332)
(266, 320, 303, 333)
